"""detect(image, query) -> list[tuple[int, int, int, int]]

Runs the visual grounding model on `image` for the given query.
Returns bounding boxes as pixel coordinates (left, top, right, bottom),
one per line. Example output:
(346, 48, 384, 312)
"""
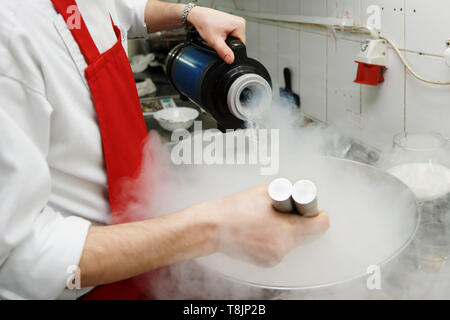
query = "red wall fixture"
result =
(354, 61, 385, 86)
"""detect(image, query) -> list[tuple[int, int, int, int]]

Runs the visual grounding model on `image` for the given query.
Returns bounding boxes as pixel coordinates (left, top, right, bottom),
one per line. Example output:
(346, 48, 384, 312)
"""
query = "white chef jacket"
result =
(0, 0, 149, 300)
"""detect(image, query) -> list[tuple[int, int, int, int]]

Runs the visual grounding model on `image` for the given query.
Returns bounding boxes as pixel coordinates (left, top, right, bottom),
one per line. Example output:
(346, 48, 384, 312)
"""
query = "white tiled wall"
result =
(206, 0, 450, 150)
(299, 31, 328, 121)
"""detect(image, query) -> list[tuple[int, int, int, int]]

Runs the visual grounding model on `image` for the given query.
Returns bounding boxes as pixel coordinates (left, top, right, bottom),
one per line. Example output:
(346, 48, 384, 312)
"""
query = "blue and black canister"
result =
(166, 31, 272, 129)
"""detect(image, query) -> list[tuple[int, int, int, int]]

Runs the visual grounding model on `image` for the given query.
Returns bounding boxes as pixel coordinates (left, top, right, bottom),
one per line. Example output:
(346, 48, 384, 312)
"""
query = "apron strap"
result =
(51, 0, 101, 65)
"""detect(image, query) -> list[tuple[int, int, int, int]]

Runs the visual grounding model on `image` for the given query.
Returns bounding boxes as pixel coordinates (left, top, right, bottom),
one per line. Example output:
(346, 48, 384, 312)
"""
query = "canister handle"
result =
(187, 29, 248, 62)
(186, 29, 207, 46)
(225, 37, 247, 62)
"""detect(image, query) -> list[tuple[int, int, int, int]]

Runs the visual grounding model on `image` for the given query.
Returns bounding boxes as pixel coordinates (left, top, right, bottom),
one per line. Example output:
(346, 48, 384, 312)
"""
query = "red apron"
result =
(50, 0, 152, 299)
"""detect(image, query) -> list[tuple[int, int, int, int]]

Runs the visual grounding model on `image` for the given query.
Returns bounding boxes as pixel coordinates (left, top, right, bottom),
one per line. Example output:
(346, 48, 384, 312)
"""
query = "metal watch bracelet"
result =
(181, 3, 197, 30)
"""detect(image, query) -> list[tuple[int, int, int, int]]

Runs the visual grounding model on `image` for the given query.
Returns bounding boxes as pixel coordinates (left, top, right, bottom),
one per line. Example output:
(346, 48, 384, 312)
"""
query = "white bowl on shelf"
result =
(153, 107, 199, 132)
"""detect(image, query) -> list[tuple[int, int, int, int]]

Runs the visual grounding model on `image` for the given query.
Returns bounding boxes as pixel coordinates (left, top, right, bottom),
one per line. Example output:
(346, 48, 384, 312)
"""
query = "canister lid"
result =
(227, 73, 272, 121)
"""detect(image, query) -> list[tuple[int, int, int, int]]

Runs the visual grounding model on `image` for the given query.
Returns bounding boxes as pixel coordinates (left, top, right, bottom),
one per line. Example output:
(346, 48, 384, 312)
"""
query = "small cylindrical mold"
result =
(268, 178, 294, 213)
(292, 180, 319, 217)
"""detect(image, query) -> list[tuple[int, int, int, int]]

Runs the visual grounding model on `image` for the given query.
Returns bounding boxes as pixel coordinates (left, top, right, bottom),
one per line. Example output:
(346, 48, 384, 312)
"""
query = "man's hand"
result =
(145, 1, 245, 64)
(187, 6, 246, 64)
(204, 185, 330, 267)
(78, 185, 329, 287)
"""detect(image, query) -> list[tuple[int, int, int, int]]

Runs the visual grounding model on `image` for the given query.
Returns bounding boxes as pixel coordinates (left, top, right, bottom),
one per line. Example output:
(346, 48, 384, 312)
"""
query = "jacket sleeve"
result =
(0, 76, 91, 300)
(114, 0, 149, 38)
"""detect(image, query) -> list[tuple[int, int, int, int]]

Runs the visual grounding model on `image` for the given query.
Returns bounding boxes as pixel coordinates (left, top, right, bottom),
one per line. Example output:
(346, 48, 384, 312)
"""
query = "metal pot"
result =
(162, 130, 421, 299)
(192, 158, 420, 299)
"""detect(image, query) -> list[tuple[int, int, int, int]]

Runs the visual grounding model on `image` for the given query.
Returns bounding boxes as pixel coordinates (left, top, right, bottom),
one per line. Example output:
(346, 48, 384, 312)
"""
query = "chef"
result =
(0, 0, 329, 300)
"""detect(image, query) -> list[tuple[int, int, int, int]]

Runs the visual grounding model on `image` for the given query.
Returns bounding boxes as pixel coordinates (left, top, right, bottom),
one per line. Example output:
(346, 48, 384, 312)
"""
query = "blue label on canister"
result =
(171, 45, 219, 105)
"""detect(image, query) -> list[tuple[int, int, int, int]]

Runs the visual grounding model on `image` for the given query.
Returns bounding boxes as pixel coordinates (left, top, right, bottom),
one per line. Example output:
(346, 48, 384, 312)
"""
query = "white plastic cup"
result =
(268, 178, 294, 213)
(292, 180, 319, 217)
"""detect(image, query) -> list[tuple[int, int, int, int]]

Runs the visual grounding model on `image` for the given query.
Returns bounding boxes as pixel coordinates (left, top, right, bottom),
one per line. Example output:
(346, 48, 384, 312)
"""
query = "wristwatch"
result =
(181, 3, 197, 30)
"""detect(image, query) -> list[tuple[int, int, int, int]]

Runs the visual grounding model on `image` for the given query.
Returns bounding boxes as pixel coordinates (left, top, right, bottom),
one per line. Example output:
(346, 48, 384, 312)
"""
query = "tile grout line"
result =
(403, 0, 407, 132)
(360, 0, 363, 115)
(276, 0, 279, 96)
(298, 1, 301, 119)
(325, 0, 329, 123)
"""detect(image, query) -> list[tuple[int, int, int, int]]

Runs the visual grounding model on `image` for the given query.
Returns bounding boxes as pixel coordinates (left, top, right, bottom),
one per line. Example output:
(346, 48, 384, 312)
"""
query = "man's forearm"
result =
(144, 0, 186, 33)
(78, 203, 218, 288)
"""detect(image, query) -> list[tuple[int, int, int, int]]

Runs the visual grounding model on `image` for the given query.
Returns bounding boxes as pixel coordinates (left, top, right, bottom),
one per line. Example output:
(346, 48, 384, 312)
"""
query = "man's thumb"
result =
(213, 38, 235, 64)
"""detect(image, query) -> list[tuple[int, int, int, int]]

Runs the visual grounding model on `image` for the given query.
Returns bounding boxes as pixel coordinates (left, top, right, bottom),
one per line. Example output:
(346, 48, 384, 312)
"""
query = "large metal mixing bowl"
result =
(193, 158, 420, 297)
(164, 130, 421, 299)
